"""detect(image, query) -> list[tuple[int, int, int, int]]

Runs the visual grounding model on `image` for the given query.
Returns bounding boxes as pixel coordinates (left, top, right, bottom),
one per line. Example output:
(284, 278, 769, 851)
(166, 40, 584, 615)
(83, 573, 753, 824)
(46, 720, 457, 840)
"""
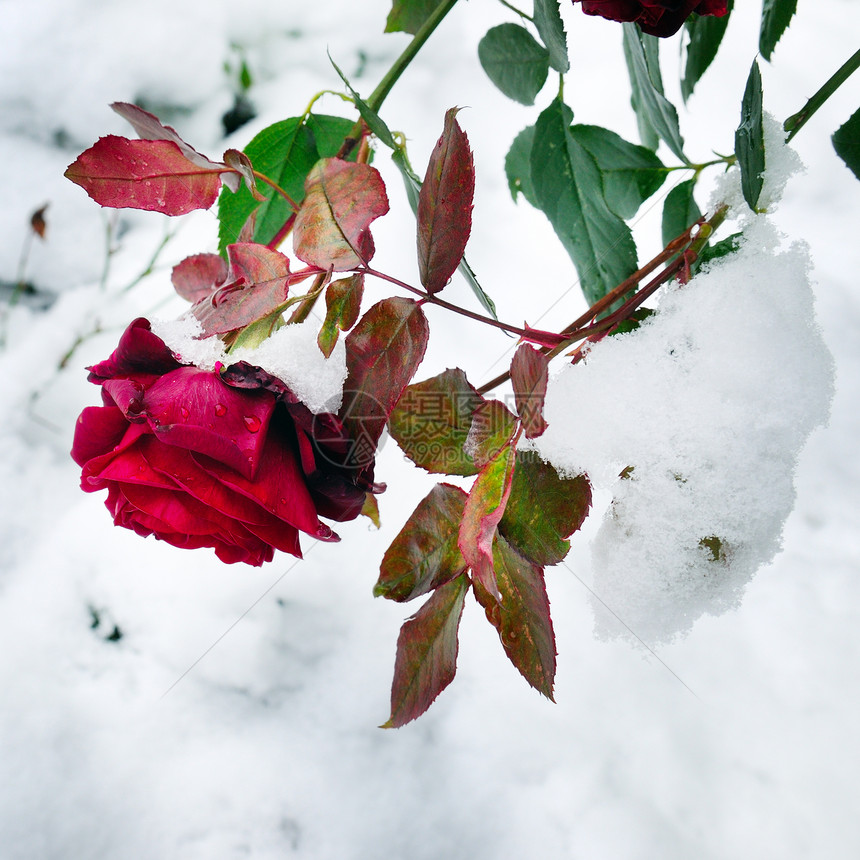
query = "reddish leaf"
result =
(292, 158, 389, 270)
(224, 148, 266, 201)
(388, 368, 484, 476)
(473, 534, 556, 700)
(340, 297, 429, 468)
(375, 483, 468, 603)
(171, 253, 229, 303)
(111, 101, 228, 175)
(30, 204, 48, 239)
(65, 136, 223, 215)
(191, 243, 292, 335)
(510, 343, 549, 439)
(500, 451, 592, 567)
(382, 573, 469, 728)
(458, 444, 516, 603)
(417, 108, 475, 294)
(466, 399, 518, 468)
(317, 274, 364, 358)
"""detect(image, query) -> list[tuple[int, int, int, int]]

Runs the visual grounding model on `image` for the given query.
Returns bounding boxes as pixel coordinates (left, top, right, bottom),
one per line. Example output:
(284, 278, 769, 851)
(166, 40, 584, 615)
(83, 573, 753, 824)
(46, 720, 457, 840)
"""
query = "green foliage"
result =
(735, 60, 765, 211)
(760, 0, 797, 62)
(832, 108, 860, 179)
(569, 124, 667, 220)
(662, 178, 702, 248)
(375, 483, 468, 602)
(530, 98, 639, 305)
(317, 274, 364, 358)
(384, 0, 445, 34)
(382, 572, 469, 728)
(533, 0, 569, 74)
(478, 23, 550, 106)
(622, 24, 687, 161)
(217, 114, 356, 252)
(499, 452, 591, 567)
(466, 400, 518, 468)
(388, 369, 483, 476)
(329, 54, 397, 148)
(505, 124, 538, 205)
(681, 0, 734, 102)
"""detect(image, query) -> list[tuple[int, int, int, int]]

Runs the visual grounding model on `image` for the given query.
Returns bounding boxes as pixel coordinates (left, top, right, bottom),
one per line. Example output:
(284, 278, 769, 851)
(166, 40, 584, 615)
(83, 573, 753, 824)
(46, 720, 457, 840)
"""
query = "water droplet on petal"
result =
(180, 407, 190, 420)
(243, 415, 261, 433)
(214, 403, 227, 417)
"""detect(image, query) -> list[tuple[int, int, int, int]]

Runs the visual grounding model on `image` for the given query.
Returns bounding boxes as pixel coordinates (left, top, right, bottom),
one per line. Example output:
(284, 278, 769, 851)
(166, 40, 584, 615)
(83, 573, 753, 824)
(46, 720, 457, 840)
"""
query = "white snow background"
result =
(1, 1, 859, 857)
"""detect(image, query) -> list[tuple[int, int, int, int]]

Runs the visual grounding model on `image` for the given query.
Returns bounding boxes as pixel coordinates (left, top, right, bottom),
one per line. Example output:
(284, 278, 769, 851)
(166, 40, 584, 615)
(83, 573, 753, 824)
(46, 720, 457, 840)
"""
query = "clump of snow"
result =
(152, 314, 348, 414)
(536, 211, 834, 643)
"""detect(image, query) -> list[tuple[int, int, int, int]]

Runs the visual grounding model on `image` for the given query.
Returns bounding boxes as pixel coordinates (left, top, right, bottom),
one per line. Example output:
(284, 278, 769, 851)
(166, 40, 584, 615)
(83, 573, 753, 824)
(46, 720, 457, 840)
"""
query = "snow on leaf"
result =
(458, 443, 516, 603)
(473, 533, 556, 700)
(510, 343, 549, 439)
(191, 243, 292, 336)
(292, 158, 389, 271)
(171, 253, 229, 303)
(375, 483, 468, 603)
(382, 573, 469, 729)
(65, 136, 223, 215)
(317, 274, 364, 359)
(340, 297, 429, 470)
(388, 368, 484, 476)
(417, 108, 475, 294)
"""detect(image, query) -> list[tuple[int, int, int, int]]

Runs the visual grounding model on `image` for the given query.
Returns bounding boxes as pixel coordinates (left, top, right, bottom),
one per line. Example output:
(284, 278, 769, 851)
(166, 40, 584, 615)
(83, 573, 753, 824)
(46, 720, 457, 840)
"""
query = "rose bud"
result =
(71, 318, 376, 566)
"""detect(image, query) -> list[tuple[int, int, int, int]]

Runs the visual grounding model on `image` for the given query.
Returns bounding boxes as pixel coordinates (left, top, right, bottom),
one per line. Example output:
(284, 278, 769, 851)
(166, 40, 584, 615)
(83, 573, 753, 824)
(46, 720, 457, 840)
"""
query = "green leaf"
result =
(382, 572, 469, 728)
(466, 400, 518, 468)
(569, 124, 667, 220)
(340, 297, 430, 469)
(530, 98, 639, 306)
(533, 0, 569, 74)
(388, 368, 483, 476)
(735, 59, 765, 212)
(317, 274, 364, 358)
(385, 0, 445, 35)
(832, 108, 860, 180)
(472, 534, 556, 700)
(621, 24, 687, 162)
(478, 23, 550, 106)
(499, 451, 591, 567)
(458, 444, 517, 604)
(695, 232, 742, 269)
(510, 344, 549, 439)
(375, 483, 468, 602)
(328, 54, 397, 149)
(292, 158, 389, 270)
(759, 0, 797, 62)
(661, 178, 701, 248)
(505, 124, 538, 206)
(417, 108, 475, 294)
(217, 114, 355, 253)
(682, 1, 734, 102)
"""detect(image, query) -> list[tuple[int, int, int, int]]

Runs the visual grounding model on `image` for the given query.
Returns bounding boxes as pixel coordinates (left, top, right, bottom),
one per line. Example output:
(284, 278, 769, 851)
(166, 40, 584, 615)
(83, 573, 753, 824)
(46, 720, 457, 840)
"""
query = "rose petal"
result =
(71, 405, 131, 467)
(142, 366, 275, 480)
(88, 318, 180, 381)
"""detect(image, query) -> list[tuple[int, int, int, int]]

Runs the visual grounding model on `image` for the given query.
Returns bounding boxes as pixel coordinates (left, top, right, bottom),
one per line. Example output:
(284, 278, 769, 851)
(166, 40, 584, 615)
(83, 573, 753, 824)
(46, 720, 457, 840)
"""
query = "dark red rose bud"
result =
(574, 0, 728, 37)
(72, 318, 376, 566)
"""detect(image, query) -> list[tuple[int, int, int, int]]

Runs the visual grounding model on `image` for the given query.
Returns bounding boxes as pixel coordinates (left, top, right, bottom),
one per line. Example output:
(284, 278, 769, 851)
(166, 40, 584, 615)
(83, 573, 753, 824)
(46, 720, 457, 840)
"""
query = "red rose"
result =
(71, 318, 373, 566)
(573, 0, 728, 37)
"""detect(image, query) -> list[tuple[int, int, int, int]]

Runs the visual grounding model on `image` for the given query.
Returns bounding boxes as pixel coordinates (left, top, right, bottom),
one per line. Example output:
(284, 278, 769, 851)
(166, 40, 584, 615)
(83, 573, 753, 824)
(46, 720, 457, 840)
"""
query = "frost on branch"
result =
(536, 214, 833, 644)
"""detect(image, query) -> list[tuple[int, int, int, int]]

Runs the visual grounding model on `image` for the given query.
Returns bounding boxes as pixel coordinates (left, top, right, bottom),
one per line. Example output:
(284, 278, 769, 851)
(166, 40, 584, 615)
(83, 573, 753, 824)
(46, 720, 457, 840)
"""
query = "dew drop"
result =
(180, 407, 190, 420)
(214, 403, 227, 417)
(243, 415, 261, 433)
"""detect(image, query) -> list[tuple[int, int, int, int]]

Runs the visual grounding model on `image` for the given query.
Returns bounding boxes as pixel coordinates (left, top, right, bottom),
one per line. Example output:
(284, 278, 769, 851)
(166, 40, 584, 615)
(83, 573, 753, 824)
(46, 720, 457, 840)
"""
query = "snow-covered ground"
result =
(2, 1, 859, 857)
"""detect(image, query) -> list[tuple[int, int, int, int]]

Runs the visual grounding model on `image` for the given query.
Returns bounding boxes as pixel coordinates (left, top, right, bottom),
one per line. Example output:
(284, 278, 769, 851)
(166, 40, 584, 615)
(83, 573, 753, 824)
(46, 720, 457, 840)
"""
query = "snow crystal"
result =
(152, 314, 348, 414)
(536, 214, 834, 644)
